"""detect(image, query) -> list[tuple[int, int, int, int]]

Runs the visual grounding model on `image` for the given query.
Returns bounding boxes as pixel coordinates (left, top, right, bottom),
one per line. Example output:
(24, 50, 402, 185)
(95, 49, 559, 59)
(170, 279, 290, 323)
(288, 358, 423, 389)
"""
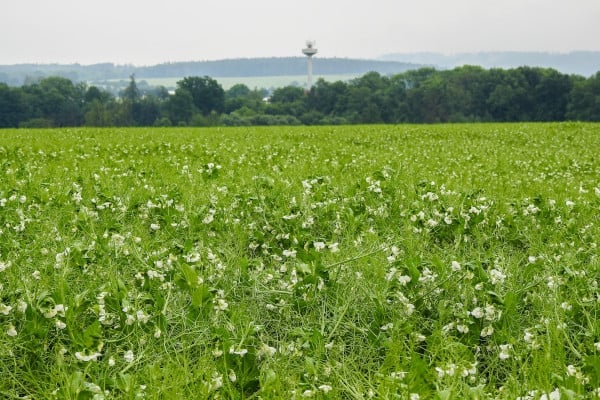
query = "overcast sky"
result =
(2, 0, 599, 65)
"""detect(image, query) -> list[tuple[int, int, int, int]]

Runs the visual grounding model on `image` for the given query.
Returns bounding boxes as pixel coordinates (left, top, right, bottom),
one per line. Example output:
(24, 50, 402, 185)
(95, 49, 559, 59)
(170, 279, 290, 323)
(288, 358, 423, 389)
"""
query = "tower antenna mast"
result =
(302, 40, 318, 91)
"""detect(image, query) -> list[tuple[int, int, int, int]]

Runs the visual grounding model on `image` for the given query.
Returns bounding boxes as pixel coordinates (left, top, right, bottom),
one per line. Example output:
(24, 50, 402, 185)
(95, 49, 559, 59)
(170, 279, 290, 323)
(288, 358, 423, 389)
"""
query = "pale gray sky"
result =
(2, 0, 599, 65)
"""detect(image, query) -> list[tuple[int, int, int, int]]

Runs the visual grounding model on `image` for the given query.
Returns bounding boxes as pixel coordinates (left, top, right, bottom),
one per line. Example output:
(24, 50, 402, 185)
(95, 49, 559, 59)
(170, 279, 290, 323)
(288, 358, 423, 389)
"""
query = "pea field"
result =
(1, 124, 599, 399)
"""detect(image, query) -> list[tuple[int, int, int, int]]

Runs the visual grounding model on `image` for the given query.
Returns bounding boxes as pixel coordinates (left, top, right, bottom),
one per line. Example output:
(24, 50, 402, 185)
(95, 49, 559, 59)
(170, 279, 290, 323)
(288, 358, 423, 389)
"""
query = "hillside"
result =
(0, 58, 421, 86)
(379, 51, 600, 77)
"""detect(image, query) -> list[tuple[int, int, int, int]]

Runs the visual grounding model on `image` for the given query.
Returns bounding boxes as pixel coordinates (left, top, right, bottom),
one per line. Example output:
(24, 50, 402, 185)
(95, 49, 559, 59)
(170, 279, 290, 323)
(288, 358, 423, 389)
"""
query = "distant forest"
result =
(0, 58, 421, 86)
(1, 65, 600, 128)
(2, 52, 599, 88)
(379, 51, 600, 77)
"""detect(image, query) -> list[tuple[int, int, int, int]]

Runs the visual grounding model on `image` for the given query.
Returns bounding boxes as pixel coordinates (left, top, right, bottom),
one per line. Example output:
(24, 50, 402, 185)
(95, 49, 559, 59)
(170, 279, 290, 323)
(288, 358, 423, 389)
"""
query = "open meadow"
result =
(1, 124, 599, 399)
(118, 74, 362, 91)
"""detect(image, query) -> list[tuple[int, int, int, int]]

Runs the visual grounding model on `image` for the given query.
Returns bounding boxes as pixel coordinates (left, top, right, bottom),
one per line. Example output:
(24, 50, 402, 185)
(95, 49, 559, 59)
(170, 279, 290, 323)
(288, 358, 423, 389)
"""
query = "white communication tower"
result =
(302, 40, 318, 90)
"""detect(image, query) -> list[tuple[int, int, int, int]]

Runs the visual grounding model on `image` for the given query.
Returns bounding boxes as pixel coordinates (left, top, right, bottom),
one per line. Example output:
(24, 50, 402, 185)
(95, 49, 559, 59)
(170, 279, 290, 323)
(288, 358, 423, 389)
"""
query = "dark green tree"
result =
(345, 85, 383, 123)
(400, 67, 438, 89)
(308, 79, 348, 116)
(268, 86, 307, 116)
(345, 72, 394, 123)
(566, 72, 600, 121)
(115, 74, 140, 126)
(269, 86, 305, 103)
(532, 68, 573, 121)
(485, 69, 534, 121)
(444, 65, 495, 121)
(227, 83, 251, 99)
(165, 88, 196, 125)
(0, 84, 26, 127)
(122, 74, 141, 103)
(84, 100, 116, 126)
(82, 86, 115, 126)
(21, 76, 84, 126)
(84, 86, 112, 105)
(135, 96, 162, 126)
(224, 84, 265, 114)
(176, 76, 225, 115)
(406, 74, 451, 123)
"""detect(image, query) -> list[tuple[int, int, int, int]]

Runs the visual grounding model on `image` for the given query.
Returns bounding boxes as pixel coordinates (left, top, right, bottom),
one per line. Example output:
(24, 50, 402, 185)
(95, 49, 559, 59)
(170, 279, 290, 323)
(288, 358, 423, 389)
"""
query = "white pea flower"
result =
(214, 298, 229, 312)
(17, 300, 28, 313)
(380, 323, 394, 331)
(398, 275, 411, 286)
(43, 308, 58, 319)
(282, 249, 297, 258)
(6, 324, 17, 337)
(480, 325, 494, 337)
(212, 348, 223, 357)
(125, 314, 135, 325)
(124, 350, 135, 363)
(229, 346, 248, 357)
(524, 330, 535, 343)
(209, 373, 223, 391)
(228, 370, 237, 382)
(0, 261, 10, 272)
(327, 242, 339, 252)
(0, 303, 12, 315)
(435, 367, 445, 378)
(498, 344, 512, 360)
(489, 268, 506, 285)
(54, 304, 66, 316)
(539, 388, 561, 400)
(319, 384, 333, 393)
(136, 310, 150, 324)
(75, 351, 102, 362)
(560, 302, 572, 311)
(470, 307, 484, 319)
(258, 343, 277, 358)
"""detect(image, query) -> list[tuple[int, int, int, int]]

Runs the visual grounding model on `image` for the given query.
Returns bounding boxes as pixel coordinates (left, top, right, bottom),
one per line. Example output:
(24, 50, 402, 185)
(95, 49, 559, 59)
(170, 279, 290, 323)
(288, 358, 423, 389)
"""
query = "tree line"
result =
(1, 66, 599, 128)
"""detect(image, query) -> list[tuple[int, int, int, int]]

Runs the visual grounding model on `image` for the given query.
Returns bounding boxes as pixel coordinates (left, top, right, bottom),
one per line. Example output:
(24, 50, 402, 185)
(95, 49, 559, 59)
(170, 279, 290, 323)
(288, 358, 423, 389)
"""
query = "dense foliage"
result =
(0, 124, 599, 398)
(1, 66, 600, 128)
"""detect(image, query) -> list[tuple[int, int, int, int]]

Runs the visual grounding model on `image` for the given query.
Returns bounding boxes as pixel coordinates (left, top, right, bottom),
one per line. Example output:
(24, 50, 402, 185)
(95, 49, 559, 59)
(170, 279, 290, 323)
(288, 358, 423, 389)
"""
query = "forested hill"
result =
(379, 51, 600, 77)
(0, 58, 421, 86)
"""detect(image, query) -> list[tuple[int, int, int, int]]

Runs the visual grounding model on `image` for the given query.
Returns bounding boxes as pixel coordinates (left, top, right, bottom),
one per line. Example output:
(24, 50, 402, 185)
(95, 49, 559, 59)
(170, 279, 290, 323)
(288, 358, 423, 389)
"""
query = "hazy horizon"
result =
(2, 0, 599, 65)
(3, 50, 600, 68)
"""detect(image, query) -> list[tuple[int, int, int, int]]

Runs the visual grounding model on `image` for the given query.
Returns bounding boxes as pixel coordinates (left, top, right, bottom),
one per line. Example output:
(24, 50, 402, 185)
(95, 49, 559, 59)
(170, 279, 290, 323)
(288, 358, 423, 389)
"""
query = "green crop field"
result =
(1, 124, 599, 399)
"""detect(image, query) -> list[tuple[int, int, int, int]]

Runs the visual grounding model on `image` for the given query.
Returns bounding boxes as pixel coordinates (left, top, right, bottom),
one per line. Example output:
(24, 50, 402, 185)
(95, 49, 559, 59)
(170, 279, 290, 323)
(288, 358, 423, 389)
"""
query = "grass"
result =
(0, 123, 599, 399)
